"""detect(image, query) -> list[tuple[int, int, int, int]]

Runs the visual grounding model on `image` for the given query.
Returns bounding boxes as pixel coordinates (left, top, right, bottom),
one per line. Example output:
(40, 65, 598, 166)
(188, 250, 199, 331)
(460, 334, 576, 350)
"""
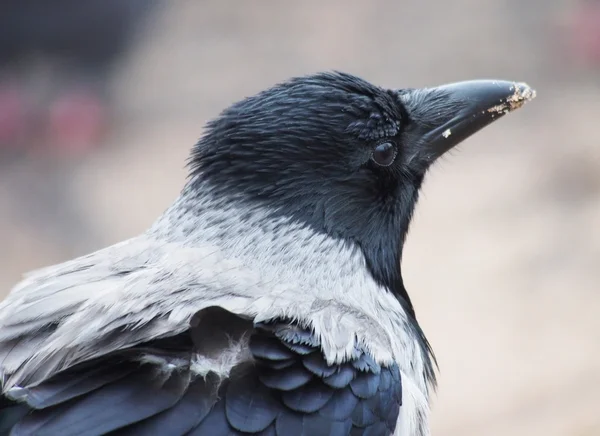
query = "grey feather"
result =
(0, 184, 432, 436)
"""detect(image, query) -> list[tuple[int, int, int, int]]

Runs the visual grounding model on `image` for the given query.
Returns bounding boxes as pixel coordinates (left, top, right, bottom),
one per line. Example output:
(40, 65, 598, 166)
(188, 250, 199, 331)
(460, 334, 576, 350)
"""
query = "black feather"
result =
(257, 424, 277, 436)
(6, 319, 402, 436)
(377, 369, 391, 392)
(280, 379, 334, 413)
(322, 364, 355, 388)
(0, 398, 28, 436)
(360, 420, 389, 436)
(187, 399, 238, 436)
(112, 374, 218, 435)
(301, 413, 352, 436)
(23, 362, 136, 409)
(351, 399, 379, 428)
(318, 387, 360, 421)
(225, 367, 280, 432)
(250, 335, 296, 361)
(14, 365, 189, 436)
(350, 372, 380, 399)
(302, 352, 337, 378)
(258, 363, 313, 391)
(274, 412, 304, 436)
(256, 357, 296, 370)
(280, 341, 316, 356)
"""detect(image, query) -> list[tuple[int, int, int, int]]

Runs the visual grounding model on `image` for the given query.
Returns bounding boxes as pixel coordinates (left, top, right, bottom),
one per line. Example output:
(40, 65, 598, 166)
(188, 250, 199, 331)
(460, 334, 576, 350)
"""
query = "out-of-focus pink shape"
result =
(46, 89, 108, 155)
(572, 1, 600, 65)
(0, 85, 26, 147)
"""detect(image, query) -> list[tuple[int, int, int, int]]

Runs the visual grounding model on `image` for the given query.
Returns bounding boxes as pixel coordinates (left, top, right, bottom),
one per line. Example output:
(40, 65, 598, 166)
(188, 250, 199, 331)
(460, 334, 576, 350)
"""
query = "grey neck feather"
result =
(151, 179, 431, 381)
(151, 180, 373, 293)
(149, 179, 434, 435)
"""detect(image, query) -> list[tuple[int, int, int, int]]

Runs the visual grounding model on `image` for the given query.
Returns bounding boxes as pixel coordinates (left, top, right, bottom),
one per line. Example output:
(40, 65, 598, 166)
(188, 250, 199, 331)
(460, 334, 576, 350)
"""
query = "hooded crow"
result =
(0, 72, 535, 436)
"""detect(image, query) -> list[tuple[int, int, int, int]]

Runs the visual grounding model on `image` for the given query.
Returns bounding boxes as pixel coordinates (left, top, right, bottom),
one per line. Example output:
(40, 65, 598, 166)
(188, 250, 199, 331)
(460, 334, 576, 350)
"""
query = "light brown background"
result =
(1, 2, 598, 434)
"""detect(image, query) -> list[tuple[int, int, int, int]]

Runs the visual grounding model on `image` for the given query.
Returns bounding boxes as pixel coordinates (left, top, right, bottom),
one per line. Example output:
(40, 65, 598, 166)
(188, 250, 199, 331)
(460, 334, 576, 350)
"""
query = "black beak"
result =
(402, 80, 536, 163)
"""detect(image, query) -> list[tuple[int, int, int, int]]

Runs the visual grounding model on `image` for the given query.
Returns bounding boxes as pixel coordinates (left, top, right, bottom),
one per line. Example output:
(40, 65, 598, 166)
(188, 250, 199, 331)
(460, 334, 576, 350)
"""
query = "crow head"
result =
(189, 72, 535, 315)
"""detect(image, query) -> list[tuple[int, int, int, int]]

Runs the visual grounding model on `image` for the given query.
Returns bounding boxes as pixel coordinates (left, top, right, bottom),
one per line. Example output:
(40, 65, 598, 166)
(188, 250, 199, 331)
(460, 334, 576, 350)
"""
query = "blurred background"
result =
(0, 1, 598, 434)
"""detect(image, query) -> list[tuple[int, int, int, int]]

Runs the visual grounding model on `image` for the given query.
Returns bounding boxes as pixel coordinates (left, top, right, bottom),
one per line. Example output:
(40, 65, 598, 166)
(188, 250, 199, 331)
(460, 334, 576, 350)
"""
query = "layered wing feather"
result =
(4, 308, 402, 435)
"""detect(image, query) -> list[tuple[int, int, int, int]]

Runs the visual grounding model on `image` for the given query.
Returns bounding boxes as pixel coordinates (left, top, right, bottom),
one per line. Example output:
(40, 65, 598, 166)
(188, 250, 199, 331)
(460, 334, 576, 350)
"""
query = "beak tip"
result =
(487, 81, 537, 116)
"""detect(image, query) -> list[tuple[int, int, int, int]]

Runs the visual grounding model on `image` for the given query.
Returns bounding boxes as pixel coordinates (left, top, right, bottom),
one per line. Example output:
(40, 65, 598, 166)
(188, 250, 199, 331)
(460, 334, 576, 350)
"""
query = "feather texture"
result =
(3, 312, 402, 435)
(0, 194, 433, 435)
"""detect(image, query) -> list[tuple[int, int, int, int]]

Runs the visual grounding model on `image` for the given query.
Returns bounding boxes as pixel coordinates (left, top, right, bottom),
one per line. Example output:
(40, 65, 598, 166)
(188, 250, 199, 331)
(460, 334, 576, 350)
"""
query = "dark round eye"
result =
(371, 142, 397, 167)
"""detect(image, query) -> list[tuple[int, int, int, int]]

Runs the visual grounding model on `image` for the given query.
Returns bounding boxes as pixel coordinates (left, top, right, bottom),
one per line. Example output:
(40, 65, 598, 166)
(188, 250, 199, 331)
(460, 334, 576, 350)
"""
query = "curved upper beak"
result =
(403, 80, 536, 162)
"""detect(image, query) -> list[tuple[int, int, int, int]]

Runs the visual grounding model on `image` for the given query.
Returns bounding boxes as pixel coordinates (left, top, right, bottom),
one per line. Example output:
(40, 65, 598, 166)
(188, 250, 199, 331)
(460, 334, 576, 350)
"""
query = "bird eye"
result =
(371, 142, 397, 166)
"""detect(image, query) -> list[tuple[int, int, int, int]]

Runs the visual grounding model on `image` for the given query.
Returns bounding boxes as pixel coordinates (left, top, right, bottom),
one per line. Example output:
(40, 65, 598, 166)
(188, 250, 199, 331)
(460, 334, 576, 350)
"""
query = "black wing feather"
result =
(225, 364, 280, 433)
(14, 365, 190, 436)
(186, 399, 238, 436)
(281, 379, 334, 413)
(113, 374, 219, 435)
(4, 308, 402, 436)
(22, 362, 136, 409)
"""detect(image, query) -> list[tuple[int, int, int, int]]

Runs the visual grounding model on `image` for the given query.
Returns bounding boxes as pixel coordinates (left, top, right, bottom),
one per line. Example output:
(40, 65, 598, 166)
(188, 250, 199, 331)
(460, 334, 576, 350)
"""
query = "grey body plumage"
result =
(0, 72, 535, 435)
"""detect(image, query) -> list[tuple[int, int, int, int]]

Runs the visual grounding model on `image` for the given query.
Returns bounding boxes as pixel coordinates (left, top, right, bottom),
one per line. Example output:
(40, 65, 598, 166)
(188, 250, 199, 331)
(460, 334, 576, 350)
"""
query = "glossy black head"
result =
(189, 72, 535, 314)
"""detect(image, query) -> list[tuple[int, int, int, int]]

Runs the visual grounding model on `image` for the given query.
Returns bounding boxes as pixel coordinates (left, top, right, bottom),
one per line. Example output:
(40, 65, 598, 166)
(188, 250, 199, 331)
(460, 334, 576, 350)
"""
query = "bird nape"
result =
(0, 72, 535, 436)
